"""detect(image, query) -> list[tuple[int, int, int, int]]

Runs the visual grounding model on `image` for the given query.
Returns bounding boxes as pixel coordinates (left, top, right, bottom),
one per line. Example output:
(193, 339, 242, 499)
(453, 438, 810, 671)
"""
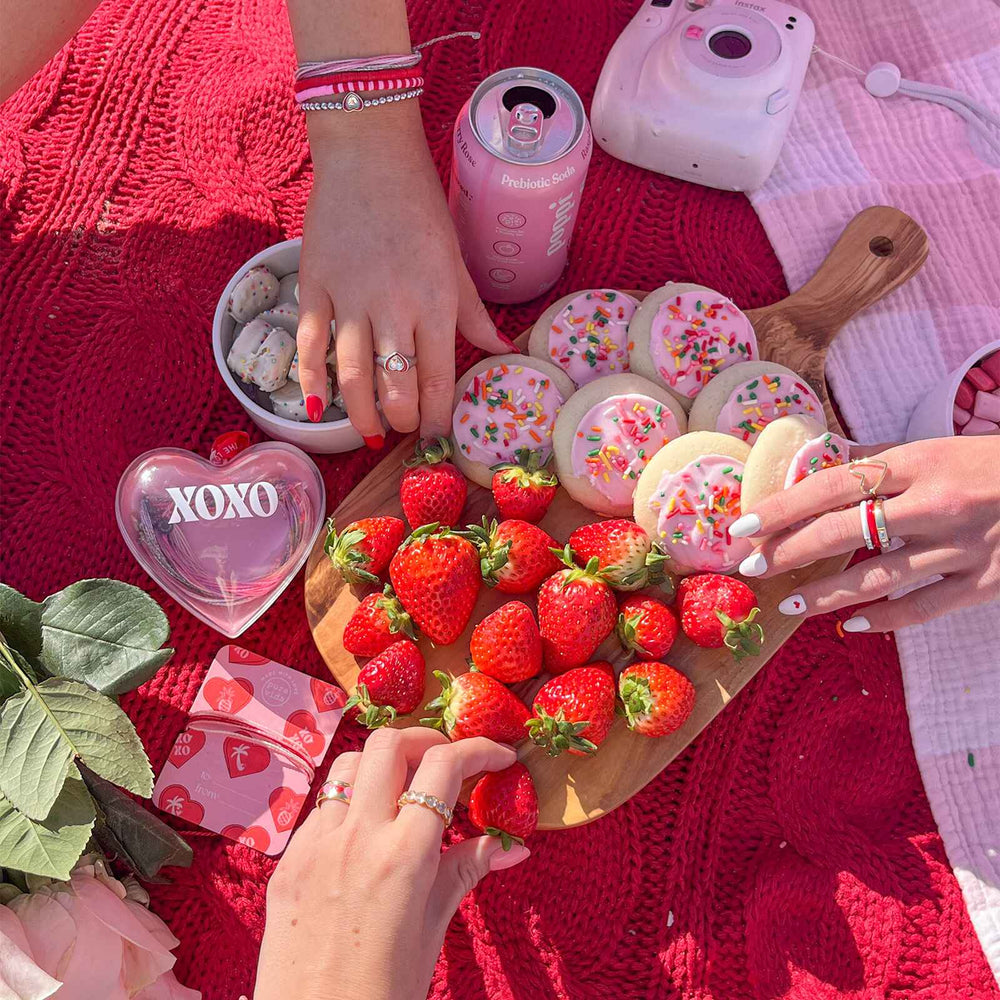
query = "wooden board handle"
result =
(776, 205, 929, 349)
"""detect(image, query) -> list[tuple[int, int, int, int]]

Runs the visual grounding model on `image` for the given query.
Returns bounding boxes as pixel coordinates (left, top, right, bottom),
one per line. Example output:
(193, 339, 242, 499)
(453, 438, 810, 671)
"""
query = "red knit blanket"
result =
(2, 0, 996, 997)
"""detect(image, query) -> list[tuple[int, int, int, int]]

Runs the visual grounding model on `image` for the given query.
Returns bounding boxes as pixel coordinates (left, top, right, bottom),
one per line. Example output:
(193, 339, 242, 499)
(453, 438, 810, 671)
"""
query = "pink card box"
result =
(153, 645, 346, 855)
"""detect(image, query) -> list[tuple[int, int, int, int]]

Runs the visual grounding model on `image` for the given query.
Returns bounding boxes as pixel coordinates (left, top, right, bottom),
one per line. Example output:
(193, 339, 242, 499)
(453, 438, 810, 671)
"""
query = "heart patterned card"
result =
(153, 644, 346, 855)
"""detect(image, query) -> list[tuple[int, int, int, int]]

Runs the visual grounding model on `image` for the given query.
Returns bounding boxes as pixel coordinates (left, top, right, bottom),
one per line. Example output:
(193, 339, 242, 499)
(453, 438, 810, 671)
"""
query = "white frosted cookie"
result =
(634, 431, 752, 575)
(227, 265, 279, 323)
(741, 416, 851, 513)
(628, 283, 757, 409)
(688, 361, 826, 446)
(552, 374, 687, 516)
(227, 316, 295, 392)
(269, 376, 333, 422)
(288, 343, 336, 383)
(277, 271, 299, 305)
(259, 303, 299, 336)
(451, 355, 575, 488)
(528, 289, 640, 388)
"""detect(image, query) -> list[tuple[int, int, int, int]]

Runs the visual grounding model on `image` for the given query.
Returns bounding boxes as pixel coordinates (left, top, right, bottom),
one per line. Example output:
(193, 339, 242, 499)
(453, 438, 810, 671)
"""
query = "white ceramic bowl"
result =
(212, 238, 364, 454)
(905, 339, 1000, 442)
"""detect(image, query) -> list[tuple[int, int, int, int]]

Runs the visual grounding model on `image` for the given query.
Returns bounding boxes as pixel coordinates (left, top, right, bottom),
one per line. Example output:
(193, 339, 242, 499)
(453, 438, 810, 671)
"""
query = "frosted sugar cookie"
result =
(552, 374, 687, 516)
(227, 265, 279, 323)
(277, 271, 299, 304)
(741, 416, 851, 513)
(628, 284, 757, 408)
(288, 344, 336, 383)
(528, 289, 640, 388)
(269, 376, 333, 422)
(689, 361, 825, 445)
(634, 432, 752, 575)
(451, 355, 575, 487)
(259, 303, 299, 336)
(226, 316, 296, 392)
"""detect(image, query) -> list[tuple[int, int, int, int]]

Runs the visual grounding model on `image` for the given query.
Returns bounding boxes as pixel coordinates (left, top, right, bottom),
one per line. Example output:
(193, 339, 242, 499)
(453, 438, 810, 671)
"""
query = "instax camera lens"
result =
(708, 29, 752, 59)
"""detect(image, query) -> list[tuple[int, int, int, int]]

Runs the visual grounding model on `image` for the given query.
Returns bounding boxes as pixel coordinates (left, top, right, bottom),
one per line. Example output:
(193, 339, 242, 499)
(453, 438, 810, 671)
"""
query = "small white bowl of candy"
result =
(212, 239, 363, 453)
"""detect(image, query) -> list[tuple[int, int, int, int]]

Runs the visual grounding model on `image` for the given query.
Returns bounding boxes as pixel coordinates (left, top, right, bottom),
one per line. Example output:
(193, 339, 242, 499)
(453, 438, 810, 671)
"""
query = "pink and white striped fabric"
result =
(748, 0, 1000, 982)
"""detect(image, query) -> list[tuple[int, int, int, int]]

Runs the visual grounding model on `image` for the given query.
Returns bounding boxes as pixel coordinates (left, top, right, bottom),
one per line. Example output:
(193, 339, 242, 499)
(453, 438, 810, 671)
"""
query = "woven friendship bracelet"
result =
(300, 87, 424, 114)
(295, 73, 424, 104)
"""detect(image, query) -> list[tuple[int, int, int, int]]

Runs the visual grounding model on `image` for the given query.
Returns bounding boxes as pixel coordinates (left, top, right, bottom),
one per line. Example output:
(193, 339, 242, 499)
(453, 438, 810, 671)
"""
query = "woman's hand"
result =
(730, 436, 1000, 632)
(253, 729, 527, 1000)
(296, 103, 512, 445)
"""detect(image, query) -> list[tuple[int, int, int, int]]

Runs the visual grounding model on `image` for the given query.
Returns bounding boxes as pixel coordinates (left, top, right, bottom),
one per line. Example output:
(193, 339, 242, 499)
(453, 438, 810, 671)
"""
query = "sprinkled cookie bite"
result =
(259, 302, 299, 336)
(633, 432, 752, 575)
(628, 283, 757, 409)
(226, 316, 296, 393)
(451, 355, 575, 488)
(227, 265, 280, 324)
(741, 415, 850, 513)
(552, 374, 687, 516)
(528, 288, 640, 388)
(269, 376, 334, 422)
(277, 271, 299, 305)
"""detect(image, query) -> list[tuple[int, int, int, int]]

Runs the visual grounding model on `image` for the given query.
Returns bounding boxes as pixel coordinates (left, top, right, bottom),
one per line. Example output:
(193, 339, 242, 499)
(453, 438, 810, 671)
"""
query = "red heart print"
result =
(227, 646, 270, 666)
(223, 737, 270, 778)
(204, 676, 254, 715)
(311, 676, 346, 714)
(220, 824, 271, 852)
(269, 786, 307, 832)
(167, 728, 206, 768)
(158, 784, 205, 825)
(283, 710, 324, 758)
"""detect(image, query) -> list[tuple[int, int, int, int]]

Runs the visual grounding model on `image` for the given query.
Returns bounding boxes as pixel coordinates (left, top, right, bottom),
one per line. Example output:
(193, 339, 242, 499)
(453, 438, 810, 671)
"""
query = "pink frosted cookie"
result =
(552, 374, 687, 516)
(633, 431, 752, 575)
(451, 355, 575, 487)
(628, 283, 757, 409)
(740, 415, 850, 513)
(227, 265, 279, 324)
(528, 288, 640, 388)
(689, 361, 826, 445)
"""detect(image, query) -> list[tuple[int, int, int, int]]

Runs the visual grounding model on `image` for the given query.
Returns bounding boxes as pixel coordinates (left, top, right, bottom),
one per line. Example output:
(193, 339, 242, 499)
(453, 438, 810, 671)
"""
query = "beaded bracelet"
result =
(300, 87, 424, 113)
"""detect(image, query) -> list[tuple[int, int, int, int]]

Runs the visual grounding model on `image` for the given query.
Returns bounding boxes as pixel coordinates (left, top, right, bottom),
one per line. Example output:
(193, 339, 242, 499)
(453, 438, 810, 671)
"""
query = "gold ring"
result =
(316, 779, 352, 807)
(848, 458, 888, 497)
(872, 498, 891, 549)
(397, 790, 453, 827)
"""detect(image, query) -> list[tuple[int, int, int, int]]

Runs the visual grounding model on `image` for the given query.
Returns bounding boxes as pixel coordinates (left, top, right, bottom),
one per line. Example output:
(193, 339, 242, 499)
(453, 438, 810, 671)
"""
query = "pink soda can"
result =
(449, 67, 592, 305)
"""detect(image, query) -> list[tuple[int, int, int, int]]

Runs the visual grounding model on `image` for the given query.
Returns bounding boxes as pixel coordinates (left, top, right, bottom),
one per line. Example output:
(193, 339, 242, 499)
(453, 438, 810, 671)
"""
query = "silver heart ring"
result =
(376, 352, 417, 375)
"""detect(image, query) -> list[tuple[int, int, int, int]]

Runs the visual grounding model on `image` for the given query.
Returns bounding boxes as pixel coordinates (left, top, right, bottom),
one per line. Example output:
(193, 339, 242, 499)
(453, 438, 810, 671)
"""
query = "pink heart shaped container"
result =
(116, 441, 325, 637)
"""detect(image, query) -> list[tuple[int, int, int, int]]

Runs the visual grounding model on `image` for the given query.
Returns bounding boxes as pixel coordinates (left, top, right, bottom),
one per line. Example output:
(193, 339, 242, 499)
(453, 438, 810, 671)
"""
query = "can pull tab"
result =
(505, 103, 544, 156)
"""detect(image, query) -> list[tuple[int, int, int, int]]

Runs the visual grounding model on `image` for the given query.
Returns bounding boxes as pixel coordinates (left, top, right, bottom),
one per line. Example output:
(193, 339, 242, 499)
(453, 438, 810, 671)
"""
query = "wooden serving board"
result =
(305, 206, 928, 830)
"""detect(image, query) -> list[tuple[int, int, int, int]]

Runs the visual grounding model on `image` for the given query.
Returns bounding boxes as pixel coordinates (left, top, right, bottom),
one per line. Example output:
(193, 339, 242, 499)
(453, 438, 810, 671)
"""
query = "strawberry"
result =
(616, 594, 678, 661)
(342, 584, 416, 657)
(324, 515, 405, 585)
(526, 665, 617, 757)
(465, 517, 562, 594)
(468, 762, 538, 850)
(389, 525, 480, 645)
(619, 661, 694, 738)
(490, 448, 558, 524)
(568, 519, 671, 593)
(399, 437, 467, 529)
(536, 551, 617, 673)
(344, 639, 425, 729)
(421, 670, 530, 744)
(470, 601, 542, 684)
(676, 574, 764, 661)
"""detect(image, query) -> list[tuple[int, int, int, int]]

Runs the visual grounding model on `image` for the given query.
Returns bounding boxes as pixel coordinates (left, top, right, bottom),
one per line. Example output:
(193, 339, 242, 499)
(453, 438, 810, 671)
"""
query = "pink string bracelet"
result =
(294, 73, 424, 104)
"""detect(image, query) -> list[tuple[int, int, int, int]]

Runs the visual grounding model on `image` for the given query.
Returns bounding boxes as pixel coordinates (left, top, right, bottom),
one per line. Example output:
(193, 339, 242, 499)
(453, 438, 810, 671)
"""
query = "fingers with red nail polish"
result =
(363, 434, 385, 450)
(306, 394, 325, 423)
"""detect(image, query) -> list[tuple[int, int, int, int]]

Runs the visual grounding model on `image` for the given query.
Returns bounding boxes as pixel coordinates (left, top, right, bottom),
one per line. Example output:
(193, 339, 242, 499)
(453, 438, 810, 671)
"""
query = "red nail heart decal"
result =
(311, 676, 346, 714)
(269, 786, 307, 832)
(221, 824, 271, 852)
(168, 728, 206, 768)
(204, 676, 254, 715)
(227, 646, 270, 665)
(283, 710, 323, 758)
(223, 737, 271, 778)
(158, 784, 205, 825)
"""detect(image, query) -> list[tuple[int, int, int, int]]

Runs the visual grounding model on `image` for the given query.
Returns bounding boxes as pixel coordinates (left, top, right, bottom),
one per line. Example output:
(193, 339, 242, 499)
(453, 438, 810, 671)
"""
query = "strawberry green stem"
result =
(716, 607, 764, 661)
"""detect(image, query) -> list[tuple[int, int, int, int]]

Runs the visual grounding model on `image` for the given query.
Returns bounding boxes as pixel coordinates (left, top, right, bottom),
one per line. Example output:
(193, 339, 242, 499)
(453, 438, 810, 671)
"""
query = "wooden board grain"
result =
(305, 206, 929, 830)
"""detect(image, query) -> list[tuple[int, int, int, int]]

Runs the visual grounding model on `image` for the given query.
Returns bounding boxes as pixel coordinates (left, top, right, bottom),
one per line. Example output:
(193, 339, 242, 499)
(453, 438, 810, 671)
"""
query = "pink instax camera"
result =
(591, 0, 815, 191)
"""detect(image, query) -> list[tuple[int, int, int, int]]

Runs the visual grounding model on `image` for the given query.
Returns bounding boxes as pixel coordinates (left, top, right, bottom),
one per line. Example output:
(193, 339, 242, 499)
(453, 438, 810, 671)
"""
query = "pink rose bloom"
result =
(0, 857, 199, 1000)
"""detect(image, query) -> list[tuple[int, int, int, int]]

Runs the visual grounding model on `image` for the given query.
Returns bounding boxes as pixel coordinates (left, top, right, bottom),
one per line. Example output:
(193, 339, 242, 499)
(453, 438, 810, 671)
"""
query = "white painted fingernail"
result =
(739, 552, 768, 577)
(730, 513, 762, 538)
(778, 594, 807, 615)
(843, 616, 871, 633)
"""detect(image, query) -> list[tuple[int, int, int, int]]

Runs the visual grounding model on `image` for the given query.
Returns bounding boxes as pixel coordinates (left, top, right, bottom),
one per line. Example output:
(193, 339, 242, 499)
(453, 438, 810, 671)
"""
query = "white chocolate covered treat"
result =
(269, 376, 333, 422)
(689, 361, 825, 446)
(740, 416, 850, 513)
(277, 271, 299, 304)
(227, 265, 279, 323)
(451, 355, 575, 488)
(628, 283, 757, 409)
(552, 374, 687, 516)
(259, 303, 299, 336)
(288, 343, 336, 383)
(226, 316, 295, 392)
(528, 289, 640, 388)
(634, 432, 752, 574)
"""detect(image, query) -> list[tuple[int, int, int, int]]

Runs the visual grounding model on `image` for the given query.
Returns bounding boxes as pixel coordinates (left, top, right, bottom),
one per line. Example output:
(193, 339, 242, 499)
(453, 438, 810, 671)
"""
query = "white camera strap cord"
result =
(812, 46, 1000, 161)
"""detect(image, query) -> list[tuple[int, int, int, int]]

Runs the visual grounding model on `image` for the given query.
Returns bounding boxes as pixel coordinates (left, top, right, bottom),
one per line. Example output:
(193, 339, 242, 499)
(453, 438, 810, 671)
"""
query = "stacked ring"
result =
(873, 498, 892, 549)
(859, 498, 881, 552)
(316, 778, 353, 807)
(397, 790, 453, 827)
